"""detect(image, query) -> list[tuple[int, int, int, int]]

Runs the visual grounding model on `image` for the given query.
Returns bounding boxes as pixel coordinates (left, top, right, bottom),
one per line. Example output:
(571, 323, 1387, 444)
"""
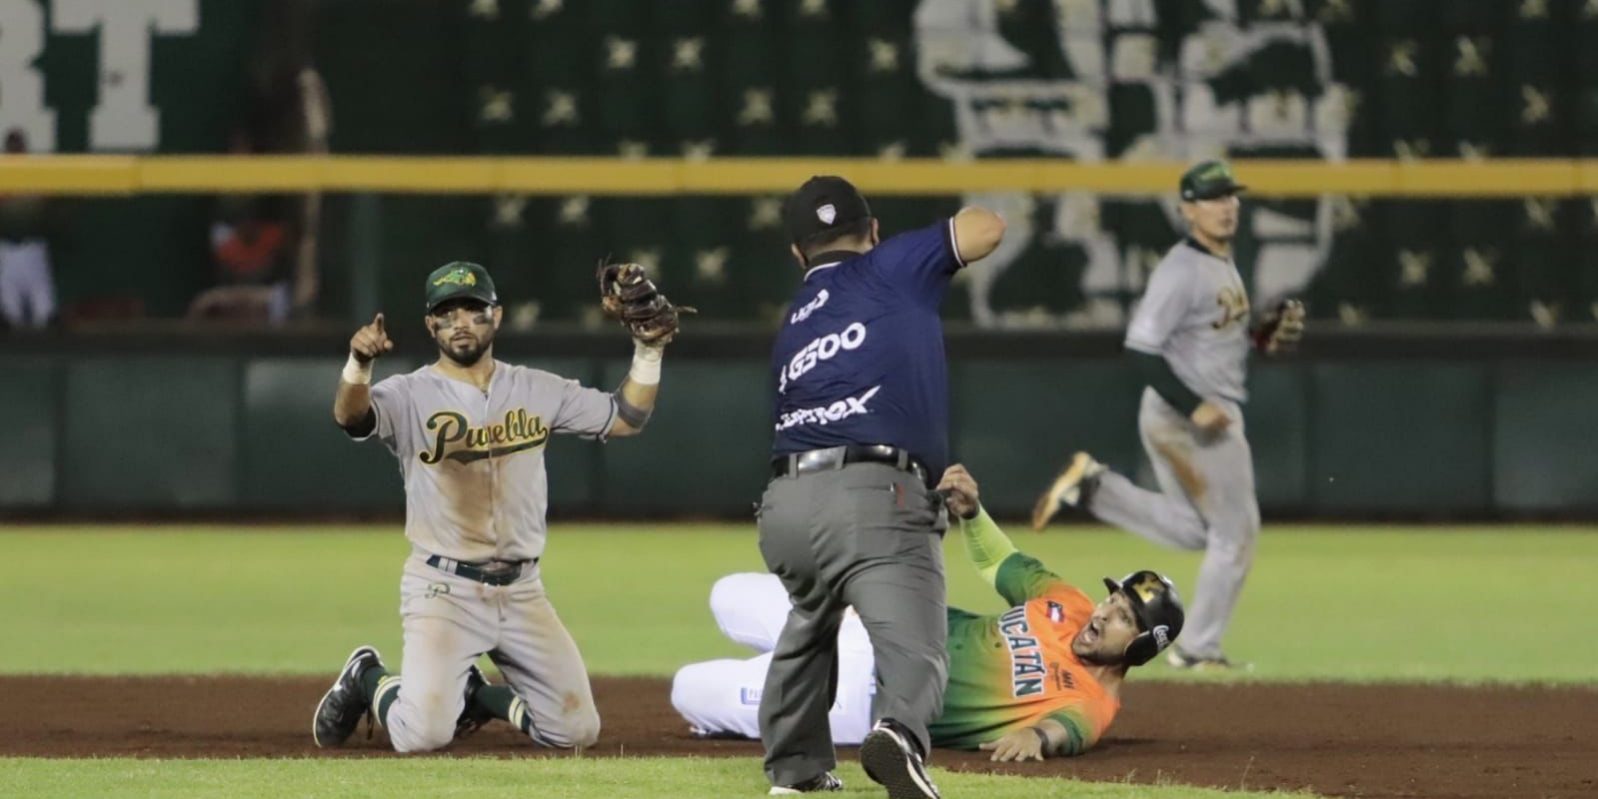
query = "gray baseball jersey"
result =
(1124, 240, 1251, 403)
(1088, 237, 1261, 662)
(356, 360, 617, 563)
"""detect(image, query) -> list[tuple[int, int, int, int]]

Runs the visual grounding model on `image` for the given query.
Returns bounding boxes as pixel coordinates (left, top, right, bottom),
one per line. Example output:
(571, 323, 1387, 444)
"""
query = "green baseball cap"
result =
(1179, 160, 1247, 201)
(424, 261, 498, 311)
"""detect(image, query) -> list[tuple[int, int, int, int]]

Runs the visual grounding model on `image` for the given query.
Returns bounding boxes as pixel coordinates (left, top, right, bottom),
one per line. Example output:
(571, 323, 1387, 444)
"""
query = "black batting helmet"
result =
(1102, 570, 1185, 667)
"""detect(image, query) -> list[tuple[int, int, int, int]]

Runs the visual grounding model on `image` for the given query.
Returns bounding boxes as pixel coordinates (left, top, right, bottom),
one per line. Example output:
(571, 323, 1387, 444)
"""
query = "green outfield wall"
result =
(4, 329, 1594, 518)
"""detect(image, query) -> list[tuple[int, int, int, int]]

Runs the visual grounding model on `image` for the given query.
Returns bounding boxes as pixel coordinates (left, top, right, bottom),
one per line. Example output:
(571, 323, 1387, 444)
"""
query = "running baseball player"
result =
(1030, 161, 1303, 671)
(672, 464, 1185, 770)
(312, 259, 688, 752)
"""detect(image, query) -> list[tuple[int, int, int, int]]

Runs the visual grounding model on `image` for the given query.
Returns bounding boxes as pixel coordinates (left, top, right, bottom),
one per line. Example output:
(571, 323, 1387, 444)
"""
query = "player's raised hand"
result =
(935, 464, 981, 520)
(979, 727, 1048, 762)
(350, 312, 394, 363)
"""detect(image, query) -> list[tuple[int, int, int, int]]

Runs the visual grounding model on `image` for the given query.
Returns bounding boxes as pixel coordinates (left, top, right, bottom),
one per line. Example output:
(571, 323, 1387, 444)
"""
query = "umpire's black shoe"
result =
(860, 720, 940, 799)
(769, 771, 843, 795)
(312, 645, 383, 748)
(454, 662, 493, 738)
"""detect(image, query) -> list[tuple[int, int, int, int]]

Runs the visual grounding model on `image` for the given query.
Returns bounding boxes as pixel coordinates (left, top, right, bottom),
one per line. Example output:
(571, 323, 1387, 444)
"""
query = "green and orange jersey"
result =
(929, 552, 1119, 755)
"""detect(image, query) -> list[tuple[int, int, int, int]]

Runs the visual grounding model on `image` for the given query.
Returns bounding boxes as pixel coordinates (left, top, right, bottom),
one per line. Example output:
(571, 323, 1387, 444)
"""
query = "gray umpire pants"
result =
(1088, 388, 1261, 660)
(756, 462, 948, 788)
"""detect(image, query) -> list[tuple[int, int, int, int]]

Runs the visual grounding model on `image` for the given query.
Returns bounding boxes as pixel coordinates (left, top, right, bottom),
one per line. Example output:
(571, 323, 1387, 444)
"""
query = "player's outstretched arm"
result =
(952, 206, 1006, 264)
(596, 260, 690, 438)
(940, 464, 1075, 606)
(938, 465, 1017, 588)
(334, 312, 392, 432)
(607, 340, 661, 438)
(979, 717, 1086, 761)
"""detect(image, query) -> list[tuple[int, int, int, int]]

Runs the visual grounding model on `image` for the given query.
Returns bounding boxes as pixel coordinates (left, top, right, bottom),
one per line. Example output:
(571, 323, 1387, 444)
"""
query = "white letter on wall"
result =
(0, 0, 57, 151)
(52, 0, 198, 151)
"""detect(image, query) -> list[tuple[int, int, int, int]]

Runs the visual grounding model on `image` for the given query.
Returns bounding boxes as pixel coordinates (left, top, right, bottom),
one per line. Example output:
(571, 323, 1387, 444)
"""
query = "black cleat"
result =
(312, 645, 384, 748)
(454, 662, 493, 738)
(769, 771, 844, 794)
(860, 720, 940, 799)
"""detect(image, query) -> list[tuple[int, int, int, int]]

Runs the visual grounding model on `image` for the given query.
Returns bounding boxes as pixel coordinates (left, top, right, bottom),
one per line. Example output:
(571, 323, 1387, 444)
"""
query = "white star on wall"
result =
(559, 196, 591, 226)
(479, 87, 514, 123)
(738, 88, 775, 126)
(868, 39, 900, 72)
(1398, 250, 1432, 287)
(1462, 248, 1498, 287)
(606, 37, 637, 70)
(493, 194, 527, 229)
(542, 90, 578, 127)
(802, 89, 838, 127)
(732, 0, 762, 20)
(695, 247, 730, 284)
(673, 38, 705, 71)
(629, 249, 663, 278)
(749, 197, 783, 230)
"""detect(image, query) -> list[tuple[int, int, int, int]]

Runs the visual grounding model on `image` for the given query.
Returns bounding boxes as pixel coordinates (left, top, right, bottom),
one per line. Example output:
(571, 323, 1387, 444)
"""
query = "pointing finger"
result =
(373, 313, 385, 333)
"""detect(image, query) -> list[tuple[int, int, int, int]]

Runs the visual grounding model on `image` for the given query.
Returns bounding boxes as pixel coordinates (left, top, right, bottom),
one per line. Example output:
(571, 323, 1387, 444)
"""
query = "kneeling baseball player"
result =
(312, 260, 689, 752)
(672, 464, 1185, 774)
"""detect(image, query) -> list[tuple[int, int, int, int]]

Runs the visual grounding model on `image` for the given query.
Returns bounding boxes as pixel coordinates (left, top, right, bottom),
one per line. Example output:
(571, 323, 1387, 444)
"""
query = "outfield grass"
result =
(3, 522, 1590, 799)
(2, 521, 1595, 682)
(0, 757, 1311, 799)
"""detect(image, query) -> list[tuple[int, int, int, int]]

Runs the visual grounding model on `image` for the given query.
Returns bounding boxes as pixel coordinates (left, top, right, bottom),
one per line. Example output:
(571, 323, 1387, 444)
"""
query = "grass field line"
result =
(0, 756, 1319, 799)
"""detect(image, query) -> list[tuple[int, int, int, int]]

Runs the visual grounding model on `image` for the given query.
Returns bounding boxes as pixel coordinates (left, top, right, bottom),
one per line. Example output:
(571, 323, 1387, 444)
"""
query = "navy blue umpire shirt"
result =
(769, 219, 965, 479)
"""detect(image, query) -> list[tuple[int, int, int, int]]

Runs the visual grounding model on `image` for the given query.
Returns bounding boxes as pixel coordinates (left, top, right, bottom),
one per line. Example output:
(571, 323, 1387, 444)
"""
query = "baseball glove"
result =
(596, 260, 695, 345)
(1252, 299, 1306, 355)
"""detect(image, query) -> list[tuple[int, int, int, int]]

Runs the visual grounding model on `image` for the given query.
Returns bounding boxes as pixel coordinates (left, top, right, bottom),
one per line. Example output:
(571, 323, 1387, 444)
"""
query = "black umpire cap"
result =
(784, 175, 873, 244)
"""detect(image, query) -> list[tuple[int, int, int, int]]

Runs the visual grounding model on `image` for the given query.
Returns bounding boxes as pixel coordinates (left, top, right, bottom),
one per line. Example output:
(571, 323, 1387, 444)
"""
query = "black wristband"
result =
(1031, 726, 1051, 751)
(615, 395, 652, 429)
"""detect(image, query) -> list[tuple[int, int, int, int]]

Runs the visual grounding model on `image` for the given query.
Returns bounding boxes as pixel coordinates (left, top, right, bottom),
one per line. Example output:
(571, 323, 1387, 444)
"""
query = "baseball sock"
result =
(360, 666, 400, 726)
(471, 686, 536, 736)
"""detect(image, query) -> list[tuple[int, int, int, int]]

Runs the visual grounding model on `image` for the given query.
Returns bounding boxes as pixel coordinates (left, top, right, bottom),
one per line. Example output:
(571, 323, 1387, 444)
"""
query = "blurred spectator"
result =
(0, 130, 57, 330)
(187, 195, 294, 324)
(187, 133, 296, 324)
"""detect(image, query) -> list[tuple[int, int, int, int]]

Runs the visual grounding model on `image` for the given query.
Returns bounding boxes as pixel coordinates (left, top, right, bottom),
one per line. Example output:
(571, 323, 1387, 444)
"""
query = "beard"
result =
(437, 331, 492, 366)
(1071, 636, 1126, 667)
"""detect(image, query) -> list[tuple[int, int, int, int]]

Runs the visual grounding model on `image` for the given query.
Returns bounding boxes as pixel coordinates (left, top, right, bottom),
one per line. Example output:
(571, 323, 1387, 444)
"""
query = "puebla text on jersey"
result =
(769, 220, 964, 477)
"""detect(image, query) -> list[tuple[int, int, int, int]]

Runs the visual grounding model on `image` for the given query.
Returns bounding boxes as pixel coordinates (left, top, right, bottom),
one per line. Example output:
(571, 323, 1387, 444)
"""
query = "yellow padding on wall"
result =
(0, 155, 1594, 197)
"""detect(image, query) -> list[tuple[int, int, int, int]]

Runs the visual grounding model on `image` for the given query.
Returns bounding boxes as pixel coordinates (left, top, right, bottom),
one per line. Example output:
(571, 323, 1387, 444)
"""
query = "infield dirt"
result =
(1, 676, 1592, 798)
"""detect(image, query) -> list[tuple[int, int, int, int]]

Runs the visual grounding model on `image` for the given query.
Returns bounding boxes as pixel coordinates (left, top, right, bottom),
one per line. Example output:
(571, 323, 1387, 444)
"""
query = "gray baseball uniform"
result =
(351, 359, 615, 751)
(1088, 239, 1261, 661)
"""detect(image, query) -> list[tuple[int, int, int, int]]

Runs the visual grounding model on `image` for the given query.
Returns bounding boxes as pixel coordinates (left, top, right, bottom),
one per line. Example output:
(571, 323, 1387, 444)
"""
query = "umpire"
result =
(757, 176, 1004, 798)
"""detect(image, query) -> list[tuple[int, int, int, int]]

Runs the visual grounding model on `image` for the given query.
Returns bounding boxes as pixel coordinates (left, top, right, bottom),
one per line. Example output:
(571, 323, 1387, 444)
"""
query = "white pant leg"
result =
(1096, 390, 1261, 658)
(710, 572, 796, 652)
(711, 571, 874, 655)
(1088, 388, 1211, 550)
(671, 647, 875, 745)
(0, 242, 53, 328)
(1179, 408, 1261, 659)
(383, 560, 495, 753)
(0, 254, 22, 328)
(492, 571, 602, 748)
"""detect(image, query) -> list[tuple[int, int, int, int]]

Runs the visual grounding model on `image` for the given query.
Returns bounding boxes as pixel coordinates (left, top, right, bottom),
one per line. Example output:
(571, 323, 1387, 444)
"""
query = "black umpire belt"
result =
(425, 554, 537, 586)
(771, 445, 929, 484)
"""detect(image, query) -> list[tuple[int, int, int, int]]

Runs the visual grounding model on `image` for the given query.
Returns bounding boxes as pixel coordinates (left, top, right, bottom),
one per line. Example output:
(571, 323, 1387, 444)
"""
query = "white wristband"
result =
(342, 353, 373, 385)
(628, 340, 663, 385)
